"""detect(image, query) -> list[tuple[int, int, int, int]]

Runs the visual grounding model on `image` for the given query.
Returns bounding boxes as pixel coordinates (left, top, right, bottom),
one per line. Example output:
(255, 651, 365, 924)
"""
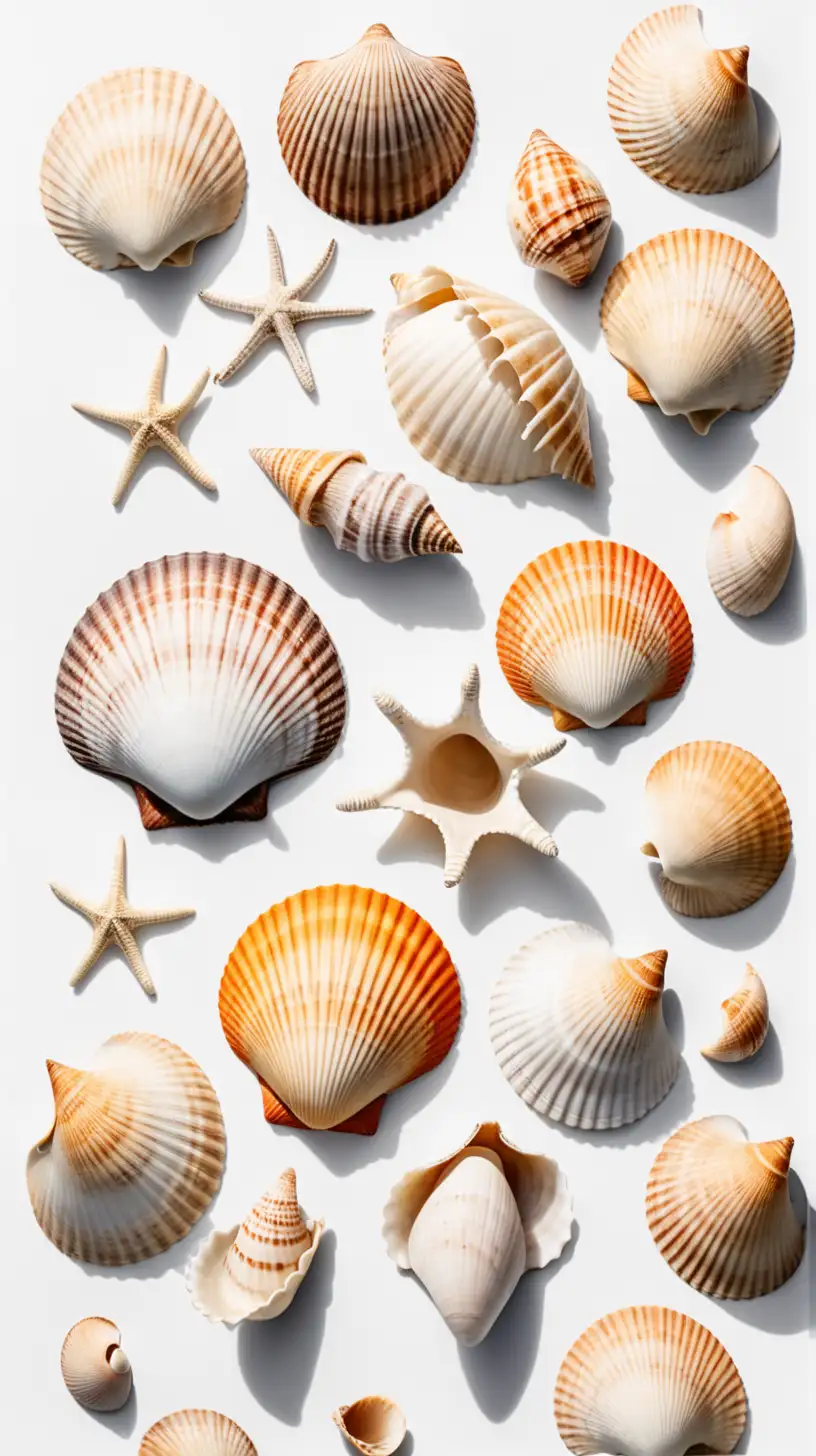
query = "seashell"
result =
(55, 552, 346, 830)
(508, 129, 612, 285)
(250, 448, 461, 562)
(702, 964, 769, 1062)
(277, 24, 475, 225)
(600, 229, 794, 435)
(41, 69, 246, 270)
(608, 6, 779, 194)
(383, 1121, 572, 1346)
(332, 1396, 407, 1455)
(219, 884, 460, 1135)
(707, 465, 795, 617)
(646, 1115, 805, 1299)
(489, 922, 680, 1130)
(641, 740, 792, 917)
(384, 268, 594, 486)
(553, 1304, 747, 1455)
(60, 1317, 132, 1412)
(496, 540, 693, 730)
(140, 1410, 257, 1456)
(27, 1032, 225, 1266)
(187, 1167, 324, 1323)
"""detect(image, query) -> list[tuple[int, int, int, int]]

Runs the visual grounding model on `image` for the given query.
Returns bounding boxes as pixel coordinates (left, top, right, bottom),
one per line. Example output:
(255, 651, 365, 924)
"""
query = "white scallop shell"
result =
(707, 466, 795, 616)
(140, 1410, 257, 1456)
(60, 1318, 132, 1412)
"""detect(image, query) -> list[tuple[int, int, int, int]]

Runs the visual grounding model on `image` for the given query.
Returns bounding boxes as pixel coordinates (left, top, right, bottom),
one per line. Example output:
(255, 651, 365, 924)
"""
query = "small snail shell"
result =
(61, 1317, 132, 1412)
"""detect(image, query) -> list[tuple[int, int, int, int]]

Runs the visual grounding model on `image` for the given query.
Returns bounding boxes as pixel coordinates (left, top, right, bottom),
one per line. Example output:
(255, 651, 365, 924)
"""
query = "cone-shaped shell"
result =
(277, 24, 475, 224)
(702, 964, 769, 1062)
(646, 1115, 805, 1299)
(55, 553, 346, 829)
(332, 1396, 407, 1455)
(496, 540, 693, 730)
(608, 6, 779, 194)
(60, 1318, 132, 1412)
(600, 229, 794, 434)
(508, 130, 612, 285)
(554, 1304, 747, 1455)
(27, 1033, 225, 1265)
(219, 885, 460, 1134)
(384, 268, 594, 486)
(41, 69, 246, 270)
(707, 465, 795, 617)
(140, 1410, 257, 1456)
(642, 740, 792, 916)
(250, 448, 461, 562)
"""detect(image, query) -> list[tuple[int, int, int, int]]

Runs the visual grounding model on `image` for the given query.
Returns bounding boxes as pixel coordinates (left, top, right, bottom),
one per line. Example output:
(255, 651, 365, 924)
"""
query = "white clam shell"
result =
(60, 1317, 132, 1412)
(139, 1409, 257, 1455)
(707, 466, 795, 617)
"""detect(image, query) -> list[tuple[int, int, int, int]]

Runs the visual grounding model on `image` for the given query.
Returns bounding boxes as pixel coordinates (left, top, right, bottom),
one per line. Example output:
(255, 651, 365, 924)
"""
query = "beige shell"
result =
(41, 69, 246, 270)
(140, 1410, 257, 1456)
(702, 964, 770, 1062)
(707, 465, 795, 616)
(384, 268, 594, 486)
(646, 1115, 805, 1299)
(60, 1318, 132, 1412)
(332, 1396, 407, 1455)
(600, 229, 794, 434)
(508, 129, 612, 285)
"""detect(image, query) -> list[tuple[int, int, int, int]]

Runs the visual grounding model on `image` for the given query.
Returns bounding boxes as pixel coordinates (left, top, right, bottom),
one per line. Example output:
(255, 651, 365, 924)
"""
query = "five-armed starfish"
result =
(199, 224, 372, 391)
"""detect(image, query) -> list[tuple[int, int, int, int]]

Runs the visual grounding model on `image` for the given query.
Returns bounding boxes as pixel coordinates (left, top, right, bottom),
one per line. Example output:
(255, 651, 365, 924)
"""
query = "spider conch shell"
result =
(646, 1115, 805, 1299)
(553, 1304, 747, 1455)
(707, 465, 795, 617)
(332, 1395, 407, 1455)
(496, 540, 693, 730)
(250, 448, 461, 561)
(600, 229, 794, 434)
(26, 1033, 225, 1266)
(384, 268, 594, 486)
(508, 130, 612, 285)
(60, 1318, 132, 1412)
(608, 5, 779, 194)
(489, 922, 680, 1130)
(641, 740, 792, 917)
(41, 69, 246, 270)
(140, 1410, 257, 1456)
(219, 884, 460, 1135)
(702, 964, 769, 1062)
(383, 1122, 573, 1346)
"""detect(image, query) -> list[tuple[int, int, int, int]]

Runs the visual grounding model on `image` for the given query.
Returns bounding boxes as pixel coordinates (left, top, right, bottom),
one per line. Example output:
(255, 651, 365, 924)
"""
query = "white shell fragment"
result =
(61, 1317, 132, 1412)
(707, 466, 795, 617)
(702, 964, 770, 1062)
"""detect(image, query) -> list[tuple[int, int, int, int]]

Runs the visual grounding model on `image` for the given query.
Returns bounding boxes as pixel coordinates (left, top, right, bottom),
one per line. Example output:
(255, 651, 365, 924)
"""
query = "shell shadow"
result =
(110, 201, 249, 333)
(703, 1020, 783, 1089)
(714, 538, 806, 645)
(685, 107, 780, 238)
(458, 838, 613, 939)
(354, 120, 480, 243)
(643, 855, 795, 951)
(532, 220, 626, 353)
(635, 405, 758, 490)
(300, 525, 485, 630)
(237, 1229, 336, 1424)
(711, 1178, 809, 1337)
(86, 1386, 138, 1439)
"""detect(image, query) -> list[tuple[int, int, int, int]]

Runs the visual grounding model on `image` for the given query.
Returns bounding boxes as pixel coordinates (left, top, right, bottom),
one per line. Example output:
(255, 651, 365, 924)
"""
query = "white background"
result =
(4, 1, 811, 1451)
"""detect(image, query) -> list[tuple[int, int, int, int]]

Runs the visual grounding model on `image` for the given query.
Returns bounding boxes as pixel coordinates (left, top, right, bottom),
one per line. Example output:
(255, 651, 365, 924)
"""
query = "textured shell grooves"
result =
(508, 130, 612, 285)
(707, 465, 795, 616)
(702, 965, 769, 1062)
(61, 1318, 133, 1411)
(139, 1409, 258, 1456)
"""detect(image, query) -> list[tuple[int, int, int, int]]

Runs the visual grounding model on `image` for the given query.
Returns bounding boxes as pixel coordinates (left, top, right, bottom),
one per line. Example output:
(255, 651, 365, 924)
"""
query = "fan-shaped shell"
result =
(140, 1410, 257, 1456)
(332, 1396, 407, 1455)
(707, 465, 795, 616)
(41, 69, 246, 270)
(496, 540, 693, 730)
(642, 740, 792, 916)
(60, 1317, 132, 1412)
(384, 268, 594, 486)
(646, 1115, 805, 1299)
(554, 1304, 747, 1455)
(702, 964, 769, 1062)
(27, 1033, 225, 1266)
(219, 885, 460, 1135)
(508, 130, 612, 285)
(277, 24, 475, 224)
(600, 229, 794, 434)
(55, 553, 346, 829)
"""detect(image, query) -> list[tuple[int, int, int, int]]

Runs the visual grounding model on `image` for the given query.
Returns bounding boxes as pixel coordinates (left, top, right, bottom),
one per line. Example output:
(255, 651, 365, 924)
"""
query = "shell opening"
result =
(423, 734, 503, 813)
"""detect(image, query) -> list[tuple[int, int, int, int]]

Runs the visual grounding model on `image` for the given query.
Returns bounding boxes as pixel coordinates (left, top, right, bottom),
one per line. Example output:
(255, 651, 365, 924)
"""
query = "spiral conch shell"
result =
(384, 268, 594, 487)
(332, 1396, 407, 1455)
(707, 465, 795, 617)
(60, 1318, 132, 1412)
(702, 964, 769, 1062)
(140, 1410, 257, 1456)
(508, 130, 612, 285)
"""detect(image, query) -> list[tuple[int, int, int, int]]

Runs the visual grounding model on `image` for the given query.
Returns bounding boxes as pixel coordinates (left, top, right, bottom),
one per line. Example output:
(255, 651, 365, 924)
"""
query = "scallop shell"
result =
(554, 1304, 747, 1455)
(496, 540, 693, 730)
(641, 740, 792, 916)
(384, 267, 594, 486)
(600, 229, 794, 434)
(646, 1115, 805, 1298)
(707, 465, 795, 616)
(277, 24, 475, 224)
(60, 1318, 132, 1412)
(489, 922, 680, 1130)
(140, 1410, 257, 1456)
(702, 964, 769, 1062)
(55, 553, 346, 829)
(332, 1396, 407, 1455)
(608, 6, 779, 194)
(41, 69, 246, 270)
(219, 885, 460, 1135)
(508, 130, 612, 285)
(383, 1122, 572, 1346)
(27, 1033, 225, 1266)
(250, 448, 461, 562)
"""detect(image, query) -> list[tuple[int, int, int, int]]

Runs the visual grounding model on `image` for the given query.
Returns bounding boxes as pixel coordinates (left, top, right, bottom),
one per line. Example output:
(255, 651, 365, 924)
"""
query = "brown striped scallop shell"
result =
(702, 964, 769, 1062)
(508, 130, 612, 285)
(140, 1410, 257, 1456)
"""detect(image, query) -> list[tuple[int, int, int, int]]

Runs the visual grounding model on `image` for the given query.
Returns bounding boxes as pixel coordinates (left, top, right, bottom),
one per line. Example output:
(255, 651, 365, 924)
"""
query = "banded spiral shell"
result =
(140, 1410, 257, 1456)
(508, 130, 612, 285)
(332, 1396, 407, 1455)
(60, 1318, 132, 1412)
(707, 465, 795, 617)
(702, 964, 769, 1062)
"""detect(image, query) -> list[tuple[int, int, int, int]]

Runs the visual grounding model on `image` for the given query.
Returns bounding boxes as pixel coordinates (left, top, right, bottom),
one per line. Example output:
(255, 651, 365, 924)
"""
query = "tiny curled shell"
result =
(139, 1409, 257, 1455)
(707, 466, 795, 617)
(508, 129, 612, 285)
(61, 1317, 132, 1412)
(332, 1395, 407, 1455)
(702, 965, 769, 1062)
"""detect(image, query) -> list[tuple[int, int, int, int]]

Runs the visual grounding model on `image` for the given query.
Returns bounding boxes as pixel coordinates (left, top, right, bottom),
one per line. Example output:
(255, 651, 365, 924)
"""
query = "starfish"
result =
(50, 837, 195, 996)
(338, 664, 567, 887)
(73, 345, 215, 506)
(199, 224, 372, 391)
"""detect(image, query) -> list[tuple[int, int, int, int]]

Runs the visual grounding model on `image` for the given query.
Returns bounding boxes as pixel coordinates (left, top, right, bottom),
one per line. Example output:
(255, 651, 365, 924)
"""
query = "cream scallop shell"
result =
(332, 1396, 407, 1455)
(140, 1410, 257, 1456)
(277, 24, 475, 224)
(707, 465, 795, 616)
(702, 964, 769, 1062)
(60, 1318, 132, 1412)
(384, 268, 594, 486)
(600, 229, 794, 434)
(553, 1304, 747, 1455)
(219, 884, 461, 1135)
(55, 553, 346, 829)
(41, 69, 246, 270)
(27, 1033, 225, 1266)
(646, 1115, 805, 1298)
(508, 130, 612, 285)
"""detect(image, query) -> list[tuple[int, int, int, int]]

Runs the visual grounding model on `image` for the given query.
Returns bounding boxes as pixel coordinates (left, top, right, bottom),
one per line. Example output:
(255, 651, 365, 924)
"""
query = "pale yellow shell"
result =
(139, 1410, 257, 1456)
(332, 1396, 407, 1455)
(60, 1318, 132, 1412)
(707, 466, 795, 616)
(701, 964, 770, 1062)
(508, 130, 612, 285)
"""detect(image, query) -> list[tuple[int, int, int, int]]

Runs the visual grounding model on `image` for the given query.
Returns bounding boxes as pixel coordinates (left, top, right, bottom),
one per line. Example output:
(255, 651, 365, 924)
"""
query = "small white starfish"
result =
(50, 837, 195, 996)
(199, 224, 372, 391)
(73, 345, 214, 506)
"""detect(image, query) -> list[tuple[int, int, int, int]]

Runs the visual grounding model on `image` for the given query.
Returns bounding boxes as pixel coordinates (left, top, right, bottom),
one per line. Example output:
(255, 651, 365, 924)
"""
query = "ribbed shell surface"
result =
(60, 1318, 132, 1412)
(508, 130, 612, 284)
(702, 965, 769, 1061)
(707, 465, 796, 616)
(140, 1409, 257, 1456)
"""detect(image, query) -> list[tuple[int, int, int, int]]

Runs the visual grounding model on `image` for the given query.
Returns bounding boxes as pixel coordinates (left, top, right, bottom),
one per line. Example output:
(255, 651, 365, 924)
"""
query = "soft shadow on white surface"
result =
(563, 679, 694, 769)
(635, 406, 759, 490)
(704, 1021, 784, 1090)
(85, 1389, 139, 1439)
(532, 220, 626, 352)
(300, 526, 485, 629)
(238, 1228, 336, 1424)
(712, 540, 806, 646)
(644, 856, 795, 952)
(458, 842, 613, 940)
(110, 203, 249, 333)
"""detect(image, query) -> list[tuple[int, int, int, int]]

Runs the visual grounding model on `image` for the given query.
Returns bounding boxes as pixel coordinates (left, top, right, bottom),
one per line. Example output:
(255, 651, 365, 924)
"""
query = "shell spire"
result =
(702, 964, 769, 1062)
(508, 129, 612, 285)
